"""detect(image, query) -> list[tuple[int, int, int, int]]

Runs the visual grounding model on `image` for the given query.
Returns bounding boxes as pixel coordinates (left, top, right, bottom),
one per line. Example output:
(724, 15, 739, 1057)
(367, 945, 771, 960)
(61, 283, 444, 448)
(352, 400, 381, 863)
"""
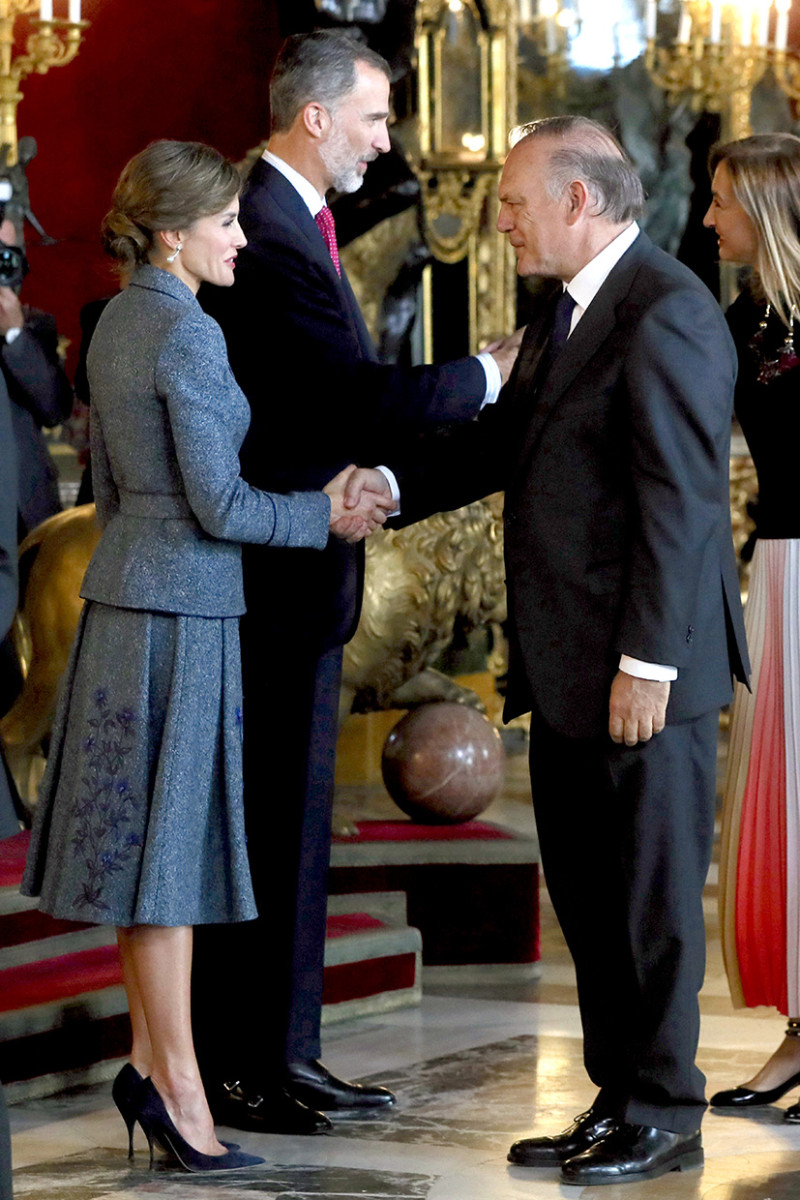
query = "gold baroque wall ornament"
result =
(417, 169, 493, 264)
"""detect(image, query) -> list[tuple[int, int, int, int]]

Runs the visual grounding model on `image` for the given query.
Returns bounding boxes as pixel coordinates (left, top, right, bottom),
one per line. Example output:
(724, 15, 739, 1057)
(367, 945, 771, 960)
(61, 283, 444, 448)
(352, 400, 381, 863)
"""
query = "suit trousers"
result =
(528, 704, 718, 1134)
(193, 623, 342, 1079)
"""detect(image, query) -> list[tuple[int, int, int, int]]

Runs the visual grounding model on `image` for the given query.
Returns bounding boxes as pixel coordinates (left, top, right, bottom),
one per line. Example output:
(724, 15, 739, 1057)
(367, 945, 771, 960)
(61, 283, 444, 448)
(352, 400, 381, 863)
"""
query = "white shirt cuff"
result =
(4, 326, 22, 345)
(376, 465, 400, 516)
(476, 352, 501, 408)
(619, 655, 677, 682)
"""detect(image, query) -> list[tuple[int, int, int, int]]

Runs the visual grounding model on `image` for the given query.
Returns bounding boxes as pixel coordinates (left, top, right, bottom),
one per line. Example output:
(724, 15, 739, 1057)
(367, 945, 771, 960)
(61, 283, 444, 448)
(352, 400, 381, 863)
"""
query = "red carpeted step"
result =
(0, 830, 30, 887)
(0, 943, 123, 1013)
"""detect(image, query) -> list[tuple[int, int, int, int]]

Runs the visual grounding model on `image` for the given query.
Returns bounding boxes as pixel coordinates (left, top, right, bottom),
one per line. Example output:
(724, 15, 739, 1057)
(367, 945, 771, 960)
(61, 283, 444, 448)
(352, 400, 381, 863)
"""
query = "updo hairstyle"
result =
(101, 140, 241, 272)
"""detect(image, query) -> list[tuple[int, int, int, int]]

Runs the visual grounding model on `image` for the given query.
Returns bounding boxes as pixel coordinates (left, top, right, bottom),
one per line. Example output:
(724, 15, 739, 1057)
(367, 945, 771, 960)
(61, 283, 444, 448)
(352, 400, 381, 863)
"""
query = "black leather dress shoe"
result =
(210, 1079, 332, 1134)
(784, 1101, 800, 1123)
(710, 1071, 800, 1108)
(560, 1123, 703, 1185)
(284, 1059, 395, 1111)
(507, 1110, 618, 1167)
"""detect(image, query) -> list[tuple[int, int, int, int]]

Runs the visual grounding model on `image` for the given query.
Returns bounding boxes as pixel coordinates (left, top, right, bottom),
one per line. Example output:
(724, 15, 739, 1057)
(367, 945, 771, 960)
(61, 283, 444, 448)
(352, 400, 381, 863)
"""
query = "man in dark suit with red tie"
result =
(345, 116, 750, 1185)
(195, 29, 520, 1135)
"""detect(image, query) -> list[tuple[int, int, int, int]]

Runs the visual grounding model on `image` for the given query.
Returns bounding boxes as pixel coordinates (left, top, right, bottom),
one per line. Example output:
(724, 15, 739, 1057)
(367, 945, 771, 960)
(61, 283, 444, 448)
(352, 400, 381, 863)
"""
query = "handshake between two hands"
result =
(323, 465, 398, 544)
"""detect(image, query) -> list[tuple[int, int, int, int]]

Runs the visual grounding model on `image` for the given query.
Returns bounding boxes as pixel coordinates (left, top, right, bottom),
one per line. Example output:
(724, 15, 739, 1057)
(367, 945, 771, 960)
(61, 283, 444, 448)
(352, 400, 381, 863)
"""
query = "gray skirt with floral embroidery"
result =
(21, 601, 257, 927)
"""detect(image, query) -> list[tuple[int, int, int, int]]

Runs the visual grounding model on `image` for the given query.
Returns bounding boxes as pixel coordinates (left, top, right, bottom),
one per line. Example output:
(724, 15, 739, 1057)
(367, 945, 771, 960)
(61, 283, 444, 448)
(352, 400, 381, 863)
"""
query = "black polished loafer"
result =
(710, 1071, 800, 1108)
(560, 1123, 703, 1186)
(285, 1059, 395, 1111)
(210, 1079, 332, 1134)
(507, 1110, 618, 1167)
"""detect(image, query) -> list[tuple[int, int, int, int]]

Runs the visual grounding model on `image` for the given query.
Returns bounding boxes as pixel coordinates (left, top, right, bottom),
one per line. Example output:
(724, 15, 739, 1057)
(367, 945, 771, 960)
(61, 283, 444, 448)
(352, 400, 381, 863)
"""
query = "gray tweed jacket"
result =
(82, 265, 329, 617)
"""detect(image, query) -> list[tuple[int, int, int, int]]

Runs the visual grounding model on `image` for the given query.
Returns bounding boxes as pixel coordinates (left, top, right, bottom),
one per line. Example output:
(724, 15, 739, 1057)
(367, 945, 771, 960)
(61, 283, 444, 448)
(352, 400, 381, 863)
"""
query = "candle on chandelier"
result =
(740, 1, 753, 47)
(677, 3, 691, 44)
(645, 0, 657, 39)
(69, 0, 81, 21)
(39, 0, 52, 20)
(776, 0, 791, 51)
(757, 0, 770, 46)
(709, 0, 722, 45)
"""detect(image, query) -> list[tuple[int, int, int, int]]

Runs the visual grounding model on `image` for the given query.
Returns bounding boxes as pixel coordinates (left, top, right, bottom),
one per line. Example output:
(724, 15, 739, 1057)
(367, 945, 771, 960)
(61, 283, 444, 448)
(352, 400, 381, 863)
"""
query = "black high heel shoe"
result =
(710, 1070, 800, 1108)
(112, 1063, 240, 1158)
(135, 1078, 264, 1173)
(112, 1063, 144, 1159)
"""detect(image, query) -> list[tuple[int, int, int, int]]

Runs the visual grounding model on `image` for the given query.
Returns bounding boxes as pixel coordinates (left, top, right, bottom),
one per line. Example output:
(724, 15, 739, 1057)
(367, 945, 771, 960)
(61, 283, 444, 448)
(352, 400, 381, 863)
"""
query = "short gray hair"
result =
(270, 30, 391, 134)
(510, 115, 645, 224)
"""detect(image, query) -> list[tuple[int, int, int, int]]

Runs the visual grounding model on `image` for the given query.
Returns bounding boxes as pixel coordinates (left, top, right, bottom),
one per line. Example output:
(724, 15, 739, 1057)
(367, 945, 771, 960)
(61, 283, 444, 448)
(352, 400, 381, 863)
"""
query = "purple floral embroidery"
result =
(70, 691, 141, 913)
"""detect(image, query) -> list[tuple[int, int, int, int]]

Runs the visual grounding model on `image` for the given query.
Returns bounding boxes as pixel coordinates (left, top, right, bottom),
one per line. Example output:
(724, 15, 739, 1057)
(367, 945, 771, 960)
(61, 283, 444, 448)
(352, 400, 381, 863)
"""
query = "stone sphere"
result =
(381, 702, 505, 824)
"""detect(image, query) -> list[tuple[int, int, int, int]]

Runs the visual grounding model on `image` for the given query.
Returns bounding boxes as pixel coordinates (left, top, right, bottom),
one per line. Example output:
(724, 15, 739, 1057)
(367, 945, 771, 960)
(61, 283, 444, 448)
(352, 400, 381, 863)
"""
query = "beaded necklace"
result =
(750, 302, 800, 384)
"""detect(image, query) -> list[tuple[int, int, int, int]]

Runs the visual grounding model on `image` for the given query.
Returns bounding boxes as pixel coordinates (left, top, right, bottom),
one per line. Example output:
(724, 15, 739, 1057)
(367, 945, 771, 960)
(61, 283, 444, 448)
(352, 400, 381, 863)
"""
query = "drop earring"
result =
(166, 243, 182, 263)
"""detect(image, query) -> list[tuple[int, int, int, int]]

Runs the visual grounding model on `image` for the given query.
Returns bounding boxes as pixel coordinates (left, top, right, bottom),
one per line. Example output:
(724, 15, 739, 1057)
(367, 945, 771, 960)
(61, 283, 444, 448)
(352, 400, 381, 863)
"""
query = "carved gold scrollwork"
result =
(418, 169, 492, 265)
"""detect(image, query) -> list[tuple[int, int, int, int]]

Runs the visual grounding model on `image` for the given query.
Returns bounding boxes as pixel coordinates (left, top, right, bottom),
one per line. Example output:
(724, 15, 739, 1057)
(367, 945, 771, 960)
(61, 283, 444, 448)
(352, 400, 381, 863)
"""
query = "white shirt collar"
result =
(263, 149, 326, 218)
(565, 222, 640, 321)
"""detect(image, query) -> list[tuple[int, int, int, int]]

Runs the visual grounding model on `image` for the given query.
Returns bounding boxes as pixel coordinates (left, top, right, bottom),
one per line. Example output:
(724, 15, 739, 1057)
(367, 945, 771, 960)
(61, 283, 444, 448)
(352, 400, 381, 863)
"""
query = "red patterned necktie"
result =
(315, 204, 341, 277)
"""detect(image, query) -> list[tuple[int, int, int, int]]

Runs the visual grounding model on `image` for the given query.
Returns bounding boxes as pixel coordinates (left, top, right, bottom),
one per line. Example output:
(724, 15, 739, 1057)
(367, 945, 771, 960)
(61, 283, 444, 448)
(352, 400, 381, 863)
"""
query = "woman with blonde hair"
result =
(21, 139, 386, 1171)
(704, 132, 800, 1120)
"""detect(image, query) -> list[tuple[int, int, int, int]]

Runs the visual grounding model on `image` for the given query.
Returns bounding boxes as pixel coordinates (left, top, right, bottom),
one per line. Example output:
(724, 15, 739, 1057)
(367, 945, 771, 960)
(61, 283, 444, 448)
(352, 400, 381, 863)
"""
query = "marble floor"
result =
(7, 755, 800, 1199)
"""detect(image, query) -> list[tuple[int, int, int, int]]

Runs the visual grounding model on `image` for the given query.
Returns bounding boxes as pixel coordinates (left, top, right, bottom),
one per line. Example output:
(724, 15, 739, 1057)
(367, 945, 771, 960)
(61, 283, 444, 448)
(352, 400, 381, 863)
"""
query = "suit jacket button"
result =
(686, 625, 694, 644)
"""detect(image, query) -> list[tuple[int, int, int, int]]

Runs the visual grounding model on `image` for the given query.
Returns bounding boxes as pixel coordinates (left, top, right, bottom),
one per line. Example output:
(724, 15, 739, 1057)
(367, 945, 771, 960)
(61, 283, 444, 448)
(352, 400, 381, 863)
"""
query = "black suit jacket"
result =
(202, 158, 487, 651)
(4, 309, 73, 535)
(395, 232, 750, 738)
(0, 384, 20, 838)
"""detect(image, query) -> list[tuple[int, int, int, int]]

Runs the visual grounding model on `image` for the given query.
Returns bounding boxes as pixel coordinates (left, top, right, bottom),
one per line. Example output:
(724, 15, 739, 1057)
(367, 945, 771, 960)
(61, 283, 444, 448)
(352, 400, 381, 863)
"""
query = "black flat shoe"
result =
(137, 1079, 264, 1173)
(210, 1079, 332, 1135)
(507, 1110, 618, 1167)
(560, 1123, 703, 1186)
(710, 1071, 800, 1108)
(285, 1059, 395, 1111)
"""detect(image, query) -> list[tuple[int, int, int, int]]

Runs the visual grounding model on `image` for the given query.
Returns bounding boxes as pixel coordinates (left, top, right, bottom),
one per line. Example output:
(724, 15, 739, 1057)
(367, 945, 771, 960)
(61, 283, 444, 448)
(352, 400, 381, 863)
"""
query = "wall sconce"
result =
(0, 0, 88, 164)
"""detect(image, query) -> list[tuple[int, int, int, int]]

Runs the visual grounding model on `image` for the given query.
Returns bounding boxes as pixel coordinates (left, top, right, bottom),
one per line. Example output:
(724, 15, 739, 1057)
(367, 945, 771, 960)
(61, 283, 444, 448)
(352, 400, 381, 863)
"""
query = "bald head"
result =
(510, 116, 645, 225)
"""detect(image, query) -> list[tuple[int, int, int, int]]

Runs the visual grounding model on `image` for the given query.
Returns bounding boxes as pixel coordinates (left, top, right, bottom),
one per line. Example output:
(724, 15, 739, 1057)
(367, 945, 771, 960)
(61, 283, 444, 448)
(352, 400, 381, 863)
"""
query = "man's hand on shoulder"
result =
(324, 465, 397, 544)
(608, 671, 670, 746)
(484, 326, 526, 385)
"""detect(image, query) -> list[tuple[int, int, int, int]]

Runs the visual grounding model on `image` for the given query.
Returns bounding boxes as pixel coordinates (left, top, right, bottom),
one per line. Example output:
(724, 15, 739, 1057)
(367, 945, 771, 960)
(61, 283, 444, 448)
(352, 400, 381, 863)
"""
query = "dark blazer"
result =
(395, 231, 750, 738)
(4, 308, 73, 535)
(0, 384, 21, 839)
(202, 157, 487, 650)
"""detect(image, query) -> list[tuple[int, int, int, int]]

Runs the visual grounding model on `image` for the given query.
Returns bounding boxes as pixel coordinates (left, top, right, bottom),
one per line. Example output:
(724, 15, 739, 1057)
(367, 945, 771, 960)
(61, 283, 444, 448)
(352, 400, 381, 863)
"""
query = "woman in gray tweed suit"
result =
(21, 141, 389, 1172)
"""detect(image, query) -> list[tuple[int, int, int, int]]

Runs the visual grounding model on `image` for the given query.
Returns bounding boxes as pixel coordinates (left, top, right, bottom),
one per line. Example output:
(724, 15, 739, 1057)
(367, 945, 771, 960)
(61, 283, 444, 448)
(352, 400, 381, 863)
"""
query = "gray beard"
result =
(319, 143, 365, 195)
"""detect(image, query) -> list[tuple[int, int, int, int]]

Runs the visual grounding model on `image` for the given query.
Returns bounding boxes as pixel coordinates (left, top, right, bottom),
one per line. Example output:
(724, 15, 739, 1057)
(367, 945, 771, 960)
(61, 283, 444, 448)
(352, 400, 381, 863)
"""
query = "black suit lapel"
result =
(518, 233, 646, 459)
(243, 160, 377, 362)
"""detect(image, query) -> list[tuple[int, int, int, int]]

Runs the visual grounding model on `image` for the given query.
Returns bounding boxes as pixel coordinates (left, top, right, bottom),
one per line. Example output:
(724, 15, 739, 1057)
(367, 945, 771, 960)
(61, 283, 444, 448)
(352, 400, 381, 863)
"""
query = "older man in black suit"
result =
(346, 116, 749, 1185)
(195, 29, 520, 1135)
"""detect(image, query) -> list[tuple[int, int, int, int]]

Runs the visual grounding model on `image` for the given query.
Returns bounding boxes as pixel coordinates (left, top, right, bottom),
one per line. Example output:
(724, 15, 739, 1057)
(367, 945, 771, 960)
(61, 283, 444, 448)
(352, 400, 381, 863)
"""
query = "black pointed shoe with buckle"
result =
(560, 1123, 703, 1186)
(710, 1070, 800, 1108)
(507, 1110, 618, 1167)
(284, 1059, 396, 1111)
(209, 1079, 332, 1134)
